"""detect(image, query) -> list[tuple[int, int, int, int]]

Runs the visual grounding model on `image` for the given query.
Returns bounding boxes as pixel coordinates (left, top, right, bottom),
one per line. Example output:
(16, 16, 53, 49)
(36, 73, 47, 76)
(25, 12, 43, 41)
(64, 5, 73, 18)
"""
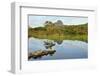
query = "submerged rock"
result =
(28, 50, 56, 60)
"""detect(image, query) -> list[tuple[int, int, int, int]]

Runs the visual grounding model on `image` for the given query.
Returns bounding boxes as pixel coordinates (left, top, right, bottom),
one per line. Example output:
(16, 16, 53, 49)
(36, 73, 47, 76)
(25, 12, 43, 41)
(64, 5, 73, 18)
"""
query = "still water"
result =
(28, 37, 88, 61)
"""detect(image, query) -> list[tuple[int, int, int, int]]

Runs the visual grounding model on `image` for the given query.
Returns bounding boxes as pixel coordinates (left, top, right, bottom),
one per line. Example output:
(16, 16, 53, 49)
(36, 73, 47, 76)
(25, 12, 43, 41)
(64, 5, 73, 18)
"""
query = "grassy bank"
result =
(28, 23, 88, 42)
(29, 34, 87, 42)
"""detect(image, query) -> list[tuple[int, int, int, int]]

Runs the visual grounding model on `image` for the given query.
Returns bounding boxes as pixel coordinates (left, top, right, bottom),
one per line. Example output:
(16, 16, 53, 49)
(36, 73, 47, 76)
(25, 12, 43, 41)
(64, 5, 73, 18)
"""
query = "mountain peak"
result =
(54, 20, 63, 26)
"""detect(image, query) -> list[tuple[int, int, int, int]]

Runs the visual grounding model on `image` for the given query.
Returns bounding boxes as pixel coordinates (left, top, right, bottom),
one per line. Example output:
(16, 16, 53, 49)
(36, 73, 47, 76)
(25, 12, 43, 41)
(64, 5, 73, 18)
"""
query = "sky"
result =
(28, 15, 88, 28)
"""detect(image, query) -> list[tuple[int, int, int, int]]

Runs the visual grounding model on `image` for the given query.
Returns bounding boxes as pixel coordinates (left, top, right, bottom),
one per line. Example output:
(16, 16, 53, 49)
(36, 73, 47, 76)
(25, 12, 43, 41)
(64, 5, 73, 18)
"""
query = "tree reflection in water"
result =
(54, 40, 63, 45)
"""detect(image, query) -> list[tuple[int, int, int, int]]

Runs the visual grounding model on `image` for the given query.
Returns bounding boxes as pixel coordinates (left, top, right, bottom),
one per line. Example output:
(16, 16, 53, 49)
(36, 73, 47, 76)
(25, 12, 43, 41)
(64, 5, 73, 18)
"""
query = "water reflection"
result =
(28, 37, 88, 60)
(44, 40, 55, 49)
(28, 40, 56, 60)
(54, 40, 63, 45)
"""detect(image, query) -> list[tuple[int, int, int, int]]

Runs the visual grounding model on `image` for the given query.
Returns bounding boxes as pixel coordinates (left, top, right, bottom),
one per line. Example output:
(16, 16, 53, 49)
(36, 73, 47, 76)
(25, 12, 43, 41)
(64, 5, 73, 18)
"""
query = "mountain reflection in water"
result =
(28, 37, 88, 61)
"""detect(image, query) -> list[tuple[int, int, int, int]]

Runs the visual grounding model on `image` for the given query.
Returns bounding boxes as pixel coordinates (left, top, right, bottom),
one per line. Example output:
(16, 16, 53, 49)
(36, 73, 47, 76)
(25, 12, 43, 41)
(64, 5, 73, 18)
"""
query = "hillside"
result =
(28, 22, 88, 42)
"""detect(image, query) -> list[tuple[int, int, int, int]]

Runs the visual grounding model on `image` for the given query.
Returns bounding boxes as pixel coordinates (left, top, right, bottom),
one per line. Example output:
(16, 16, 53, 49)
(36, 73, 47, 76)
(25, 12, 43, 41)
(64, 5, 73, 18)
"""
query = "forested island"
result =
(28, 20, 88, 42)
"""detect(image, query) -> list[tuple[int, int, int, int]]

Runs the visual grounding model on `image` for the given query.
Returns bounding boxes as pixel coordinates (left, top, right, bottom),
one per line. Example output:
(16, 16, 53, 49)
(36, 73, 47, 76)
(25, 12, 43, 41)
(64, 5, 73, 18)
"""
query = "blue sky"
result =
(28, 15, 88, 28)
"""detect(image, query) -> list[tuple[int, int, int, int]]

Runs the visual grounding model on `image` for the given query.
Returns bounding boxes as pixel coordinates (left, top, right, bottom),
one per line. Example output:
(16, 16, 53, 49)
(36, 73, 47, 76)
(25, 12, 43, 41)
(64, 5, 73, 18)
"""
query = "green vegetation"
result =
(28, 21, 88, 42)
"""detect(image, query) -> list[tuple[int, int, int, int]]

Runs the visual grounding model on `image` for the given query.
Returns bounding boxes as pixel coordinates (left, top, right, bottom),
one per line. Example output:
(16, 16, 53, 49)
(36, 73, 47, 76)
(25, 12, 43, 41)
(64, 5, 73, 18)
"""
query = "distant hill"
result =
(54, 20, 63, 26)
